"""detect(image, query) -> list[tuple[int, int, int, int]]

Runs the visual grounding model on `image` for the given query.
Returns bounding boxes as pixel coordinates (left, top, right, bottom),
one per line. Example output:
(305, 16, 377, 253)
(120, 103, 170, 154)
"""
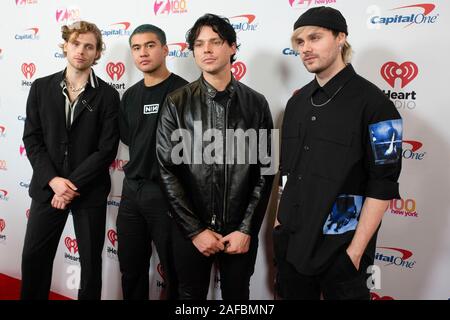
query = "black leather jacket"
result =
(156, 76, 274, 238)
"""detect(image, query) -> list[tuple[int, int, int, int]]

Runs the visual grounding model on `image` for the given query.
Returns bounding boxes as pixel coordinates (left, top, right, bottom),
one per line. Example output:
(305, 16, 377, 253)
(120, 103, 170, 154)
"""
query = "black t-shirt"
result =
(119, 73, 188, 197)
(279, 64, 402, 275)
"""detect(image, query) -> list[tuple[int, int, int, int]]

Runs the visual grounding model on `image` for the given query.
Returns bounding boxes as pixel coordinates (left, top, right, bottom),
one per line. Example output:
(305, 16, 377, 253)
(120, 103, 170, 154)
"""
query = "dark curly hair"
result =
(186, 13, 240, 63)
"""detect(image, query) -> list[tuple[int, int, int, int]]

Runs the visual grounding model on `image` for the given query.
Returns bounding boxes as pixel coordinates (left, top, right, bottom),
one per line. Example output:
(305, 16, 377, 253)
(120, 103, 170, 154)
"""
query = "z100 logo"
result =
(153, 0, 187, 15)
(289, 0, 337, 9)
(56, 8, 81, 24)
(15, 0, 38, 5)
(389, 198, 418, 218)
(375, 247, 416, 269)
(381, 61, 418, 110)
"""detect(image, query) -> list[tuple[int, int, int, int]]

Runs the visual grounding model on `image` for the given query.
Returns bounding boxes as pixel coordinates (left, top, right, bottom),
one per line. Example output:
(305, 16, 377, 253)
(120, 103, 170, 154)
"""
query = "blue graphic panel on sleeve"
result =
(369, 119, 403, 165)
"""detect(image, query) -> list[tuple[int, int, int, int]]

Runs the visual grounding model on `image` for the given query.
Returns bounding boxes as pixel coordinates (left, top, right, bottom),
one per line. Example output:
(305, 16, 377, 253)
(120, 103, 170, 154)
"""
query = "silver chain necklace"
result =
(310, 85, 344, 107)
(65, 78, 87, 92)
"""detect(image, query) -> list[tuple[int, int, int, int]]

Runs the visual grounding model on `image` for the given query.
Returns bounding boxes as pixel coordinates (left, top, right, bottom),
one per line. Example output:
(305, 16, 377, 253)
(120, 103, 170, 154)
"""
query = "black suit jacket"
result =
(23, 69, 120, 208)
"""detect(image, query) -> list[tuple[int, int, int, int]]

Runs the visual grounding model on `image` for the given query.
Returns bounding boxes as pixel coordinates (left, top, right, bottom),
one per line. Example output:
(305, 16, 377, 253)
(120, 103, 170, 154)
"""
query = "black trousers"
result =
(21, 200, 106, 300)
(273, 225, 371, 300)
(171, 221, 259, 300)
(116, 185, 177, 300)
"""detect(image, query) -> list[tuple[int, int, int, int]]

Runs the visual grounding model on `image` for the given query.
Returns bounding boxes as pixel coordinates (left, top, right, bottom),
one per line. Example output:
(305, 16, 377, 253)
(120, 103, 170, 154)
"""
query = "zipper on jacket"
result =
(210, 97, 216, 230)
(222, 98, 231, 227)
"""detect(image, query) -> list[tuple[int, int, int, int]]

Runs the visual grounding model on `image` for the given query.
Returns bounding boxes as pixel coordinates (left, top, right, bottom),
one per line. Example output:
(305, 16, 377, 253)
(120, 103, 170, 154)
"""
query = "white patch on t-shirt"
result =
(143, 104, 159, 114)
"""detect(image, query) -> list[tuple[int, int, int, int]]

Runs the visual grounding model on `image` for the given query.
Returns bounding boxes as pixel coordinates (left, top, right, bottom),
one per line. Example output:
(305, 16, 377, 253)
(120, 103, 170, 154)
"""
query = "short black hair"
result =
(186, 13, 239, 63)
(129, 24, 167, 46)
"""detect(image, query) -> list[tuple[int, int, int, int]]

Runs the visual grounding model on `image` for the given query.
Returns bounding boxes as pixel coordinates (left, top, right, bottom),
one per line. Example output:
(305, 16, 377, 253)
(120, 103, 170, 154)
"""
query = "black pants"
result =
(21, 200, 106, 300)
(116, 185, 177, 300)
(171, 221, 259, 300)
(273, 225, 371, 300)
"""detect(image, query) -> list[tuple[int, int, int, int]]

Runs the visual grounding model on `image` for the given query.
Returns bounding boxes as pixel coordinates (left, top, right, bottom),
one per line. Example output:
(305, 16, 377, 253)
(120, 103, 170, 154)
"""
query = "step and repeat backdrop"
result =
(0, 0, 449, 300)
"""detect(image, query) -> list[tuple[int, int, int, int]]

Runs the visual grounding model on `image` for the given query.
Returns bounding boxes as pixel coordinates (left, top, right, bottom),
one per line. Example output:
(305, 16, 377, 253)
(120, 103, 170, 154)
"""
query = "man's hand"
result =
(346, 247, 362, 271)
(221, 231, 251, 255)
(51, 194, 69, 210)
(49, 177, 79, 201)
(192, 229, 225, 257)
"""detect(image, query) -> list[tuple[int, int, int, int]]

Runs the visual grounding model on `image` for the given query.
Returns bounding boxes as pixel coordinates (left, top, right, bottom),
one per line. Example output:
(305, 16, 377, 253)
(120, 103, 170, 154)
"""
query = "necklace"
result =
(65, 78, 87, 92)
(310, 85, 344, 107)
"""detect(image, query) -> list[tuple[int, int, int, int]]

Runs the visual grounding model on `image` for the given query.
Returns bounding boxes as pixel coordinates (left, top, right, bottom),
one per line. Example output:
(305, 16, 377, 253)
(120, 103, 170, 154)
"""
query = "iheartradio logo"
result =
(381, 61, 418, 89)
(231, 61, 247, 81)
(106, 62, 125, 81)
(22, 63, 36, 79)
(157, 263, 166, 280)
(371, 292, 394, 300)
(107, 229, 118, 247)
(64, 236, 78, 254)
(0, 219, 5, 233)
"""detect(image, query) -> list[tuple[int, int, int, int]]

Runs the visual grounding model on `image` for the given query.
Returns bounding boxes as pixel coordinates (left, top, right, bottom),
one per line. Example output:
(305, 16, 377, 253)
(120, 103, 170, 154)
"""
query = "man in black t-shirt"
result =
(274, 7, 402, 300)
(117, 24, 188, 300)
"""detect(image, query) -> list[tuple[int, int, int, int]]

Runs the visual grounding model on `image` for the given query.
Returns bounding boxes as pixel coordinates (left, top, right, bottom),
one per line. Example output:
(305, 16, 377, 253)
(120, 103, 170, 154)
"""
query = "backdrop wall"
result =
(0, 0, 449, 300)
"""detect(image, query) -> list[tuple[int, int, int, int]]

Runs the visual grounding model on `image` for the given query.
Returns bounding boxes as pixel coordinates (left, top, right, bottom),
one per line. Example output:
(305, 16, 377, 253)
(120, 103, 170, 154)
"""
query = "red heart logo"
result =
(157, 263, 166, 280)
(371, 292, 394, 300)
(64, 236, 78, 254)
(107, 229, 118, 247)
(231, 61, 247, 81)
(22, 63, 36, 79)
(106, 62, 125, 81)
(0, 219, 5, 233)
(381, 61, 418, 89)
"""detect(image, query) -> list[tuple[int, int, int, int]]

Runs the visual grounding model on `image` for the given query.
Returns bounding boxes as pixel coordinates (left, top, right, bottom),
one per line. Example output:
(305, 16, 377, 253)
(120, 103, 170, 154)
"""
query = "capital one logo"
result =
(229, 15, 258, 32)
(0, 219, 5, 233)
(231, 61, 247, 81)
(168, 42, 189, 59)
(153, 0, 188, 15)
(107, 229, 117, 247)
(0, 190, 9, 201)
(65, 237, 78, 254)
(22, 63, 36, 79)
(106, 62, 125, 81)
(375, 247, 416, 269)
(381, 62, 418, 89)
(403, 140, 426, 161)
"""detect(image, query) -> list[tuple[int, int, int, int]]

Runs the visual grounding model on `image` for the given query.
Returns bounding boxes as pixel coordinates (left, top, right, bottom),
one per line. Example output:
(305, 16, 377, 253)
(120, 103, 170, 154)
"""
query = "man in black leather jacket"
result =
(156, 14, 274, 299)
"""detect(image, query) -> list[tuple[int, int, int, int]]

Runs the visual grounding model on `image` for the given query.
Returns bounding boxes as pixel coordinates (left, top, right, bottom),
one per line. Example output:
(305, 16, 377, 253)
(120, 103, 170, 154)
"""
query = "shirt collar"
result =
(309, 64, 356, 98)
(201, 73, 236, 99)
(59, 68, 99, 89)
